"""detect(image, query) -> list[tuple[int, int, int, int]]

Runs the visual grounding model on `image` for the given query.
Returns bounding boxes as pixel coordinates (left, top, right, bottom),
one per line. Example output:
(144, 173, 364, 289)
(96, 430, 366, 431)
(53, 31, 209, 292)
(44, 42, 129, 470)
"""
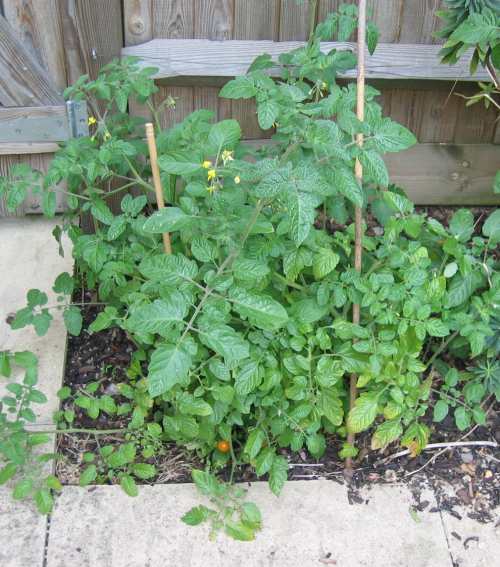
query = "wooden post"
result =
(145, 122, 172, 254)
(346, 0, 367, 471)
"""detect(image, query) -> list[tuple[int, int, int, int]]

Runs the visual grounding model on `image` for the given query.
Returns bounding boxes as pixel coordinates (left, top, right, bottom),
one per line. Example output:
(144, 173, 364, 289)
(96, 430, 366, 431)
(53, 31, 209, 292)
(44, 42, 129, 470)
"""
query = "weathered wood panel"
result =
(232, 0, 279, 138)
(0, 15, 63, 106)
(122, 40, 489, 82)
(3, 0, 67, 90)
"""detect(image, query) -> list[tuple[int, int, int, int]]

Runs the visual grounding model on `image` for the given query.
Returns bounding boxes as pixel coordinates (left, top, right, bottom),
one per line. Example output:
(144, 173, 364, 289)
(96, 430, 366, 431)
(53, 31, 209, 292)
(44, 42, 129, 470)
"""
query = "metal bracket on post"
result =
(66, 100, 89, 139)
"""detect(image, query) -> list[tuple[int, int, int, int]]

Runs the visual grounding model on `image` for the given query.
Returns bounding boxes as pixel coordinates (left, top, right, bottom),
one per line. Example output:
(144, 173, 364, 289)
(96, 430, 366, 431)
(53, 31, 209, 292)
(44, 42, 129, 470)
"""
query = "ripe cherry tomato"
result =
(217, 440, 230, 453)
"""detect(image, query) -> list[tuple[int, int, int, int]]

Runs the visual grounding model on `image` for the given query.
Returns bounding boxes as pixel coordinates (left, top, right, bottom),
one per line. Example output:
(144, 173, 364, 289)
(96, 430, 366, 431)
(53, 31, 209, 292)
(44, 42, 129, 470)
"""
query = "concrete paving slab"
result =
(0, 216, 72, 424)
(47, 481, 453, 567)
(440, 506, 499, 567)
(0, 487, 47, 567)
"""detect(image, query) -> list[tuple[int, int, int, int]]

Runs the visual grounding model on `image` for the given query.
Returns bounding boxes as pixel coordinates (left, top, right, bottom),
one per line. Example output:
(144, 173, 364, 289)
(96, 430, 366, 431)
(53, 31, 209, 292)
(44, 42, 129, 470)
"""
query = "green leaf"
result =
(191, 237, 217, 262)
(199, 324, 249, 363)
(333, 167, 363, 207)
(120, 474, 138, 497)
(382, 190, 414, 215)
(127, 295, 188, 334)
(235, 360, 261, 396)
(191, 469, 218, 496)
(181, 505, 211, 526)
(450, 209, 474, 242)
(229, 287, 288, 331)
(255, 447, 275, 476)
(313, 248, 339, 279)
(257, 98, 279, 130)
(443, 262, 458, 278)
(33, 311, 52, 336)
(132, 463, 156, 479)
(89, 306, 117, 333)
(347, 394, 378, 433)
(63, 306, 83, 336)
(121, 194, 147, 216)
(143, 207, 192, 233)
(306, 433, 326, 458)
(493, 170, 500, 194)
(366, 21, 379, 55)
(241, 502, 262, 530)
(370, 118, 417, 153)
(34, 489, 53, 514)
(454, 407, 471, 431)
(42, 191, 57, 218)
(433, 400, 449, 422)
(178, 394, 213, 416)
(0, 463, 17, 485)
(13, 479, 33, 500)
(288, 190, 318, 245)
(225, 521, 256, 541)
(208, 119, 241, 150)
(371, 419, 403, 450)
(220, 76, 257, 99)
(147, 344, 192, 397)
(360, 150, 388, 186)
(91, 199, 114, 225)
(482, 209, 500, 244)
(425, 319, 449, 338)
(268, 455, 288, 496)
(139, 253, 198, 285)
(53, 272, 74, 295)
(244, 429, 265, 460)
(158, 154, 203, 176)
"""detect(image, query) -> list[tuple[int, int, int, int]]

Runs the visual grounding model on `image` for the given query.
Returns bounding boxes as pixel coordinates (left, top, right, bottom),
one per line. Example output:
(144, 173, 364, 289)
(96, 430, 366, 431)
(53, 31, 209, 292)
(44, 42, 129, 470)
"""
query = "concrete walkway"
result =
(0, 217, 498, 567)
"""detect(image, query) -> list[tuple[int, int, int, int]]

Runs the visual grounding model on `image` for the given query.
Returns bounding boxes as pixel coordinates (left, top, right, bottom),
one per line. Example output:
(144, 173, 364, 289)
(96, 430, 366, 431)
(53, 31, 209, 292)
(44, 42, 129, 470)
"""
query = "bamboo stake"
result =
(145, 122, 172, 254)
(346, 0, 367, 471)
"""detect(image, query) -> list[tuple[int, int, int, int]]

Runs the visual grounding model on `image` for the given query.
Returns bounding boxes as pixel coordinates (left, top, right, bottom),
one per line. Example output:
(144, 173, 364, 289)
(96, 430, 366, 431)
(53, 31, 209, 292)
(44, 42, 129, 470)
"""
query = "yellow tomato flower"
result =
(202, 160, 212, 169)
(222, 150, 234, 163)
(207, 169, 217, 181)
(87, 116, 97, 126)
(206, 185, 215, 194)
(234, 176, 241, 184)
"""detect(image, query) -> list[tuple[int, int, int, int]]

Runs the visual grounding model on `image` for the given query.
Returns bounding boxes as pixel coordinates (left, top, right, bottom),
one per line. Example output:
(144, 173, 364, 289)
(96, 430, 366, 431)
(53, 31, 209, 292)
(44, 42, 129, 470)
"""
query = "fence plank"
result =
(0, 15, 63, 106)
(279, 0, 312, 41)
(122, 40, 489, 82)
(3, 0, 67, 90)
(232, 0, 279, 138)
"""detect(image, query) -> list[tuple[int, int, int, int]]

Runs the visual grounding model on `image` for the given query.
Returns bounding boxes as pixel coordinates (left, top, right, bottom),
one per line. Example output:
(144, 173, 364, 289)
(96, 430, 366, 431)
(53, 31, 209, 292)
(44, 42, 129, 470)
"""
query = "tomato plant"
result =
(0, 4, 498, 538)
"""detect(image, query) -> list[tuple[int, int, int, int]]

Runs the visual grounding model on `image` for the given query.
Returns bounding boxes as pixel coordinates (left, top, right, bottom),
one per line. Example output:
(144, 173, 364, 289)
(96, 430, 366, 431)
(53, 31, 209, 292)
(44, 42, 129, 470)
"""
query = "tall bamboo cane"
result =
(346, 0, 367, 471)
(145, 122, 172, 254)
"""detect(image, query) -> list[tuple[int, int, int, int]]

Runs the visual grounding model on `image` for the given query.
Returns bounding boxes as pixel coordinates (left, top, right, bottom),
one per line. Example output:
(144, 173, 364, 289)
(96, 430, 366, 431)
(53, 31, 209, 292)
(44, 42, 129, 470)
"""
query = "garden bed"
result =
(55, 206, 500, 526)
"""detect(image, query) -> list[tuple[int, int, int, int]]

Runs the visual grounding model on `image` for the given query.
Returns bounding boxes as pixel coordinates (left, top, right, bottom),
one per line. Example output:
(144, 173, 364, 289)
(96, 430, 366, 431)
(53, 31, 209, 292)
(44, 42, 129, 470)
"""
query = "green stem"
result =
(425, 330, 460, 369)
(27, 428, 125, 435)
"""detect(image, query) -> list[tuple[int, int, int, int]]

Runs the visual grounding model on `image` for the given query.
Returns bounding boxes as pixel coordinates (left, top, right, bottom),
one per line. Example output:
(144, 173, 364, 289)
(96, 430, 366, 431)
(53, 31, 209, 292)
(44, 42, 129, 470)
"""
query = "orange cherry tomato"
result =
(217, 440, 230, 453)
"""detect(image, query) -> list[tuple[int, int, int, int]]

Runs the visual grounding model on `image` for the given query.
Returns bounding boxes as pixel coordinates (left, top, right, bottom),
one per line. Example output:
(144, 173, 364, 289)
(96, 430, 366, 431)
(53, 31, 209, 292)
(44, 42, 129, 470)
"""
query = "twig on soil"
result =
(375, 440, 499, 467)
(288, 463, 325, 467)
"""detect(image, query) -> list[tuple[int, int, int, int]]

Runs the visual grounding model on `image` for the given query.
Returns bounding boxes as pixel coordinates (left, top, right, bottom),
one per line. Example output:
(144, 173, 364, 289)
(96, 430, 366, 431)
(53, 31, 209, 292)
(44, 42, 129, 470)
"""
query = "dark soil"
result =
(56, 206, 500, 525)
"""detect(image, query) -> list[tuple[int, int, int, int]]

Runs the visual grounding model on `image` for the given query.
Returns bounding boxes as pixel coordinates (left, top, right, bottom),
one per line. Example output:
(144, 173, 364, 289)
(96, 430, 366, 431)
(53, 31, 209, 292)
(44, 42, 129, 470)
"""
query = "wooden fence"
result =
(1, 0, 499, 216)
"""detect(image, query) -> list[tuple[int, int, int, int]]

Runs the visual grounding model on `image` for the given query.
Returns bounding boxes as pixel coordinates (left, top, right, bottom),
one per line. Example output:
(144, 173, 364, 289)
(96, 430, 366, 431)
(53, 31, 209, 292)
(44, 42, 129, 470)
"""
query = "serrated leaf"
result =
(257, 98, 279, 130)
(347, 394, 378, 433)
(333, 167, 363, 207)
(425, 319, 449, 338)
(220, 76, 257, 99)
(191, 469, 218, 496)
(313, 248, 339, 279)
(139, 253, 198, 285)
(79, 465, 97, 486)
(63, 306, 83, 336)
(244, 429, 265, 459)
(268, 455, 288, 496)
(143, 207, 192, 233)
(229, 287, 288, 331)
(371, 419, 402, 450)
(34, 489, 53, 514)
(235, 360, 261, 396)
(199, 324, 249, 363)
(288, 190, 318, 245)
(370, 118, 417, 153)
(450, 208, 474, 242)
(360, 150, 388, 186)
(482, 209, 500, 244)
(147, 344, 192, 397)
(433, 400, 449, 422)
(120, 475, 138, 497)
(208, 119, 241, 150)
(382, 190, 414, 214)
(255, 447, 275, 476)
(127, 294, 188, 334)
(181, 505, 211, 526)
